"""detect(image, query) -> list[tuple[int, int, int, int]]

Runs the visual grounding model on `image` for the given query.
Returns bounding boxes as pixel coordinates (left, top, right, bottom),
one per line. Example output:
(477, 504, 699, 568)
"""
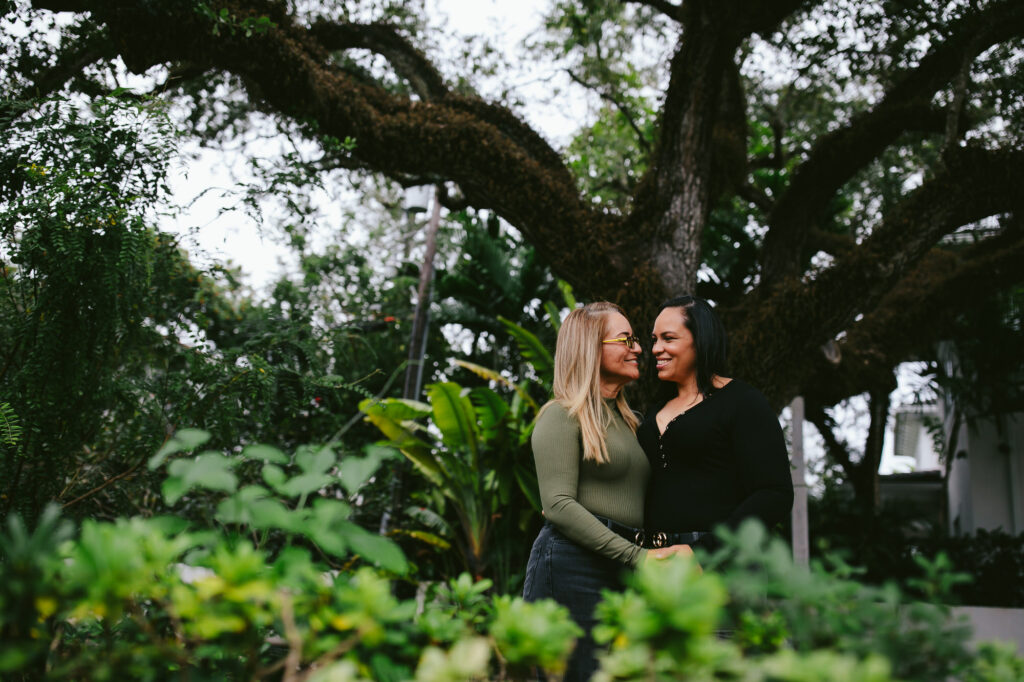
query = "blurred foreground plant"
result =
(0, 431, 580, 681)
(592, 520, 1022, 682)
(2, 449, 1021, 681)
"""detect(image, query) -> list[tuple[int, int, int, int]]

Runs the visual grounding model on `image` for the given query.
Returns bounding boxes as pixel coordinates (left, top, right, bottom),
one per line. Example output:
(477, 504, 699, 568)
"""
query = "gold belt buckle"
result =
(653, 532, 667, 548)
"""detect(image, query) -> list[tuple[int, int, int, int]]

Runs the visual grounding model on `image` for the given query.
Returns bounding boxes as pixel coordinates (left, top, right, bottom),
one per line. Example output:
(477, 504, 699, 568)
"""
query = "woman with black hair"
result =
(638, 295, 794, 553)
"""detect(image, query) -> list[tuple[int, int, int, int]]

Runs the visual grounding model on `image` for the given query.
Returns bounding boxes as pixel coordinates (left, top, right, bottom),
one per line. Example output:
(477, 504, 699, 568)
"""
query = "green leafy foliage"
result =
(150, 429, 405, 573)
(3, 508, 1018, 681)
(810, 477, 1024, 607)
(592, 520, 1021, 682)
(0, 92, 180, 519)
(0, 87, 429, 524)
(0, 442, 582, 681)
(360, 380, 540, 587)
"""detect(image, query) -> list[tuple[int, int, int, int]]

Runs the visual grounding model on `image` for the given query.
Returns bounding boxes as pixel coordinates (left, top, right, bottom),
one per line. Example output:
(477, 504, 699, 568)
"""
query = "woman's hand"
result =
(647, 544, 702, 572)
(648, 543, 693, 560)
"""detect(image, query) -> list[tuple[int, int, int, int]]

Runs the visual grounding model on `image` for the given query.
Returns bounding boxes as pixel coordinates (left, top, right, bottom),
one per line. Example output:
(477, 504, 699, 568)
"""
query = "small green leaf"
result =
(162, 451, 238, 504)
(295, 445, 335, 474)
(262, 463, 287, 490)
(148, 428, 211, 469)
(338, 445, 395, 496)
(161, 476, 188, 506)
(304, 499, 354, 556)
(277, 472, 334, 498)
(339, 523, 408, 574)
(242, 443, 287, 464)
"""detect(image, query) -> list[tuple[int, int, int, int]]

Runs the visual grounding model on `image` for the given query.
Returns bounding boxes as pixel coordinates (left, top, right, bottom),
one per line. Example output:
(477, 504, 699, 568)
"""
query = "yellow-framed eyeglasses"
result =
(602, 335, 641, 349)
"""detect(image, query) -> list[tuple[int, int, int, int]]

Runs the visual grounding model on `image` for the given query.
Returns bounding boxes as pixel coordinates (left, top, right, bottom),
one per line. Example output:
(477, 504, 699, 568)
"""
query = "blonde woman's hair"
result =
(546, 302, 639, 464)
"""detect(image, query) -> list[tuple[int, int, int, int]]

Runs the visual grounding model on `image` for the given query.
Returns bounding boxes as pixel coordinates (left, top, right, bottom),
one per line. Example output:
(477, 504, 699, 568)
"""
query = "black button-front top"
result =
(638, 379, 794, 549)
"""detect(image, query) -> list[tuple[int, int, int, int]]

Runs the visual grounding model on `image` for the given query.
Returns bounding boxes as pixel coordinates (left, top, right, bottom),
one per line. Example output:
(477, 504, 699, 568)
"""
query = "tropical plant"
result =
(361, 380, 541, 589)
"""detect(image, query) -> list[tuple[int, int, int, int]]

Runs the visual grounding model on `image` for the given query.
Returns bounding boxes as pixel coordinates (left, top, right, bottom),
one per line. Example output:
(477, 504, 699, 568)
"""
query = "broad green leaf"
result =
(358, 397, 431, 422)
(295, 445, 335, 474)
(277, 472, 334, 498)
(499, 315, 553, 379)
(543, 300, 562, 332)
(455, 360, 538, 412)
(392, 437, 447, 490)
(338, 445, 395, 496)
(557, 279, 576, 309)
(148, 428, 211, 469)
(405, 505, 451, 535)
(242, 443, 287, 464)
(427, 382, 479, 460)
(361, 401, 445, 488)
(339, 522, 408, 574)
(514, 464, 542, 513)
(469, 386, 509, 433)
(163, 451, 238, 504)
(399, 529, 451, 550)
(262, 463, 287, 490)
(454, 359, 512, 387)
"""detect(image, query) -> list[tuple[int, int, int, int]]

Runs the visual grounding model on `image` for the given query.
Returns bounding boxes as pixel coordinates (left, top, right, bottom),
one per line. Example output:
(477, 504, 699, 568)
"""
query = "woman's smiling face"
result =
(651, 307, 696, 384)
(599, 311, 641, 385)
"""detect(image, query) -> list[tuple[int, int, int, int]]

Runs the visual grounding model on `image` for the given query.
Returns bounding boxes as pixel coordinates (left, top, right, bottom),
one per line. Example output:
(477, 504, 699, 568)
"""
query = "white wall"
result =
(948, 413, 1024, 535)
(953, 606, 1024, 656)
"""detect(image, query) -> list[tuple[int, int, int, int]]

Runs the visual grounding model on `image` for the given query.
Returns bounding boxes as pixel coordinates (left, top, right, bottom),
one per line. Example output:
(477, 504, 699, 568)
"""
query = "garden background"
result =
(2, 0, 1023, 679)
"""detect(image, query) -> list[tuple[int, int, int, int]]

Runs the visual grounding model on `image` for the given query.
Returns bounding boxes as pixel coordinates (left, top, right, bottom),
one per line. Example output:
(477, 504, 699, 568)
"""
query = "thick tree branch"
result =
(731, 0, 819, 38)
(308, 21, 448, 101)
(802, 218, 1024, 407)
(761, 0, 1024, 285)
(627, 0, 814, 299)
(731, 146, 1024, 407)
(807, 229, 855, 257)
(31, 1, 626, 298)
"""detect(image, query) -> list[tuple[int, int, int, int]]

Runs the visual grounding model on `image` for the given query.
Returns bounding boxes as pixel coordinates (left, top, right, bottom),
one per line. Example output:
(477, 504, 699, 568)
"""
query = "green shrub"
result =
(2, 433, 1022, 681)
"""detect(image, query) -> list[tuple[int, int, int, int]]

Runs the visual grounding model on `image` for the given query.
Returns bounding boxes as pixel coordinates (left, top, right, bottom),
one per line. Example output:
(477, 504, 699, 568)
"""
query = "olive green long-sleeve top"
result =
(531, 399, 649, 567)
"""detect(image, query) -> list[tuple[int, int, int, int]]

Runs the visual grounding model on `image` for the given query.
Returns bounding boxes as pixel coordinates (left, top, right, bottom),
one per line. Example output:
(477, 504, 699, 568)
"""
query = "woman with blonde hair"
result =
(522, 302, 688, 682)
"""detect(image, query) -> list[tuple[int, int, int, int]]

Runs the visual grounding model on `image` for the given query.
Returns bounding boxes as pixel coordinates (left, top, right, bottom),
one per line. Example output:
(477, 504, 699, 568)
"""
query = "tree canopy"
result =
(8, 0, 1024, 413)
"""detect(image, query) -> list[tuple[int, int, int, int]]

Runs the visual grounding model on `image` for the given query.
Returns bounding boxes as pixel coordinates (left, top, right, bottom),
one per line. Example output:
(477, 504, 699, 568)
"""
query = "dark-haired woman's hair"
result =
(656, 295, 728, 398)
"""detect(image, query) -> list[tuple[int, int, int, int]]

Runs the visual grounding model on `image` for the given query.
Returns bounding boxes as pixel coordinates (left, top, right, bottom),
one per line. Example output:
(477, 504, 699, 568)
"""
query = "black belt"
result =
(594, 515, 645, 546)
(595, 516, 706, 549)
(644, 530, 706, 548)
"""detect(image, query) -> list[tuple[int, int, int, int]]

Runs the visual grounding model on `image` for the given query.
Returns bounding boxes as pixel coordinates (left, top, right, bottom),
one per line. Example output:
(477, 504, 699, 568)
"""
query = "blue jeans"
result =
(522, 522, 628, 682)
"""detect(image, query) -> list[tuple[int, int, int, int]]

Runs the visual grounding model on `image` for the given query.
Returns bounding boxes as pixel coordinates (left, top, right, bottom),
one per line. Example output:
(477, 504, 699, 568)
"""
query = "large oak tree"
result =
(10, 0, 1024, 507)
